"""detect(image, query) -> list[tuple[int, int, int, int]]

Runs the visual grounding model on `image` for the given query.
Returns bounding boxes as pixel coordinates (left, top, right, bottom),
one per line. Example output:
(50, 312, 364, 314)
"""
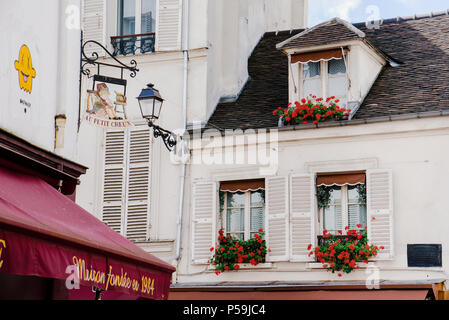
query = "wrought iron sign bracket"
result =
(81, 40, 140, 95)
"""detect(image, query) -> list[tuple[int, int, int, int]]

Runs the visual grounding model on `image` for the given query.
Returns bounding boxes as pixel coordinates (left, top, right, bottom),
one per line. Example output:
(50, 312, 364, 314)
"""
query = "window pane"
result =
(250, 190, 265, 238)
(303, 62, 321, 78)
(141, 0, 156, 33)
(328, 76, 347, 97)
(250, 190, 264, 206)
(250, 207, 264, 236)
(348, 185, 365, 203)
(348, 185, 367, 230)
(323, 187, 342, 234)
(119, 0, 136, 35)
(328, 58, 346, 75)
(329, 186, 342, 204)
(226, 193, 245, 240)
(323, 205, 342, 234)
(227, 208, 244, 239)
(303, 78, 322, 97)
(227, 192, 245, 208)
(348, 204, 367, 230)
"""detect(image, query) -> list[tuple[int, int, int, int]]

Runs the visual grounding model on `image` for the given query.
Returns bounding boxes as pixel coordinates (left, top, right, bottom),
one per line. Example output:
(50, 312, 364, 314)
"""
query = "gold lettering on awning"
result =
(0, 239, 6, 270)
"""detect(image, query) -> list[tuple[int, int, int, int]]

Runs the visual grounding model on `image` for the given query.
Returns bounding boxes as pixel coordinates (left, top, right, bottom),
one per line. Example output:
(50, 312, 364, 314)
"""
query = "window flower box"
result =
(308, 227, 384, 277)
(210, 229, 269, 275)
(273, 95, 351, 126)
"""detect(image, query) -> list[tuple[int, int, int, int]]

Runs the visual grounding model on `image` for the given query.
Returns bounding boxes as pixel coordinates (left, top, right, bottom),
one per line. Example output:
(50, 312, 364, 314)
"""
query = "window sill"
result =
(208, 263, 273, 271)
(307, 262, 376, 270)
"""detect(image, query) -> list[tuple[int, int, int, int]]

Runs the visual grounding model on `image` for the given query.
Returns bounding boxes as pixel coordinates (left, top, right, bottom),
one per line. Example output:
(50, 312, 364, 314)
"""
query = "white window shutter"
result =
(192, 181, 217, 264)
(265, 176, 289, 262)
(290, 174, 316, 262)
(82, 0, 106, 57)
(125, 128, 151, 242)
(156, 0, 183, 51)
(366, 169, 394, 260)
(102, 130, 126, 234)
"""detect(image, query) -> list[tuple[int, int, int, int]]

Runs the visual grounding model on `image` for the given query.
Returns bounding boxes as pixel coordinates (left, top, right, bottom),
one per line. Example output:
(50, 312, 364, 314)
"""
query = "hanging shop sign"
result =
(84, 76, 130, 128)
(81, 40, 139, 128)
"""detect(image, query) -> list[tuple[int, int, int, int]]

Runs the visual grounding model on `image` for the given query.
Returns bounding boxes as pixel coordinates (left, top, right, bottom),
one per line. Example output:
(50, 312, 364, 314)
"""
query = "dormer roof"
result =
(205, 11, 449, 131)
(277, 18, 365, 50)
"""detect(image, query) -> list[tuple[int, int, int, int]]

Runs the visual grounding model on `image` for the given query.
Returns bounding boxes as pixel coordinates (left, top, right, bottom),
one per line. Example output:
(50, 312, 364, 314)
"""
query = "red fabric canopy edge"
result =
(0, 166, 175, 274)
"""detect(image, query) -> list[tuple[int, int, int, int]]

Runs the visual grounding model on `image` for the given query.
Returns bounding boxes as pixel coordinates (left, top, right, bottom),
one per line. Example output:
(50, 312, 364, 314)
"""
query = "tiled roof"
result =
(354, 13, 449, 119)
(277, 18, 364, 49)
(207, 30, 303, 130)
(207, 11, 449, 130)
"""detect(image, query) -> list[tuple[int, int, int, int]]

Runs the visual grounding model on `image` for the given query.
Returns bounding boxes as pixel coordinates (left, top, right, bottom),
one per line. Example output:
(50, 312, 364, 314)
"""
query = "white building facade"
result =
(77, 0, 307, 263)
(78, 1, 449, 300)
(0, 0, 81, 160)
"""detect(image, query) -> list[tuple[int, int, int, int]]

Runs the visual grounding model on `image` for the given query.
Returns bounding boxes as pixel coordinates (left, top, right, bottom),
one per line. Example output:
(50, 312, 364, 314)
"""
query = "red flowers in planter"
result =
(308, 228, 383, 276)
(210, 229, 268, 275)
(273, 95, 351, 126)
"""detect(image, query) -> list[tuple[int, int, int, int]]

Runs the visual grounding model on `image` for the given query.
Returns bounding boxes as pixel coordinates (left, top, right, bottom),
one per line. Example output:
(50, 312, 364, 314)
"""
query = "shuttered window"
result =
(189, 170, 394, 266)
(366, 169, 394, 260)
(82, 0, 182, 56)
(82, 0, 106, 56)
(265, 176, 289, 262)
(101, 127, 151, 242)
(290, 174, 315, 262)
(156, 0, 183, 51)
(191, 181, 217, 264)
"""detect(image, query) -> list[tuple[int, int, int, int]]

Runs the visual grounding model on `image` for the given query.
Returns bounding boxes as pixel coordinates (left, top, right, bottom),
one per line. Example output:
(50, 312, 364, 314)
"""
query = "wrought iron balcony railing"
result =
(111, 33, 156, 56)
(317, 235, 358, 247)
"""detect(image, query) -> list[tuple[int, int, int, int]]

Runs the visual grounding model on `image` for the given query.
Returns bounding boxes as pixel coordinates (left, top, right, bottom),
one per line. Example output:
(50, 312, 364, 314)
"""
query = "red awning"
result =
(291, 48, 348, 64)
(317, 172, 366, 187)
(220, 179, 265, 193)
(0, 166, 175, 300)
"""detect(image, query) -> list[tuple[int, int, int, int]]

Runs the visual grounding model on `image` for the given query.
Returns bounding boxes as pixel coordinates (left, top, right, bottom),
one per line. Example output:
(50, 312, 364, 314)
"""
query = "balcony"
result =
(111, 33, 156, 56)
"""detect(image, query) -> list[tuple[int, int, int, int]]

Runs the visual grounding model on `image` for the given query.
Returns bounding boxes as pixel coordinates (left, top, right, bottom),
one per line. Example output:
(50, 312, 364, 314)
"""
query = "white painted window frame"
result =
(117, 0, 158, 36)
(319, 184, 366, 234)
(298, 58, 349, 102)
(221, 191, 265, 241)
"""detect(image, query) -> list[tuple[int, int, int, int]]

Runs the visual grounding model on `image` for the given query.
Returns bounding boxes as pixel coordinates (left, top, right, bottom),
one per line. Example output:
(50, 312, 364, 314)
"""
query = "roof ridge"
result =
(276, 17, 365, 50)
(353, 8, 449, 27)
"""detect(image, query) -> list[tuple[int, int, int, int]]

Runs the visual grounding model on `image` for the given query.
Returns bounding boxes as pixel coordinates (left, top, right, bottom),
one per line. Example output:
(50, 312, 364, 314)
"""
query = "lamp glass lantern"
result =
(137, 84, 164, 121)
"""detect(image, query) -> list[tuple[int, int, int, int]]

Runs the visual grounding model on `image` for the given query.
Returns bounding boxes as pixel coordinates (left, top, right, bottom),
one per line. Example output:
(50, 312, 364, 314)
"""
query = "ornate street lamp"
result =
(137, 84, 177, 152)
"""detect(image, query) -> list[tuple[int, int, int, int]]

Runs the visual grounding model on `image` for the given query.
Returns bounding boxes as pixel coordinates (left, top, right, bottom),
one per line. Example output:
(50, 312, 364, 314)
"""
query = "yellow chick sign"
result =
(14, 45, 36, 94)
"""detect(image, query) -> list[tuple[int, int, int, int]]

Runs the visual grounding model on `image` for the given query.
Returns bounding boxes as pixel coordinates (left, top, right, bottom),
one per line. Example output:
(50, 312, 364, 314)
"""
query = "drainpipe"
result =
(174, 0, 189, 276)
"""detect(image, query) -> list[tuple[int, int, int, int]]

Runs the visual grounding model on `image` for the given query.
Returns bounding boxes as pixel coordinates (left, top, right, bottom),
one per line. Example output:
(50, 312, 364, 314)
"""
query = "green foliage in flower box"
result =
(210, 229, 268, 275)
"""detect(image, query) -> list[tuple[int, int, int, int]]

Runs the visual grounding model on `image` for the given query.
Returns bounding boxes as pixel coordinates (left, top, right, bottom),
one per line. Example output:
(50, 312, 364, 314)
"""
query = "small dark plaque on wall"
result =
(407, 244, 442, 267)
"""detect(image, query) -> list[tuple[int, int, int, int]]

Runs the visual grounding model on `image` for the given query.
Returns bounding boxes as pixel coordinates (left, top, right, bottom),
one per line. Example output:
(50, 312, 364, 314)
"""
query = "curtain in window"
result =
(226, 193, 245, 240)
(348, 185, 367, 230)
(141, 0, 156, 33)
(328, 58, 348, 106)
(323, 187, 342, 233)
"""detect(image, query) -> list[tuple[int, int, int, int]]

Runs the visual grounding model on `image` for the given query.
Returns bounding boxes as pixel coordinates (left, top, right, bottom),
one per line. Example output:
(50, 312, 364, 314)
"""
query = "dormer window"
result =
(296, 49, 348, 107)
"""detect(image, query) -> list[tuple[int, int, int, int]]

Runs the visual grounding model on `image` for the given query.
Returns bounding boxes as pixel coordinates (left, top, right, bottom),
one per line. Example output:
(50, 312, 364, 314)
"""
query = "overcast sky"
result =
(308, 0, 449, 27)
